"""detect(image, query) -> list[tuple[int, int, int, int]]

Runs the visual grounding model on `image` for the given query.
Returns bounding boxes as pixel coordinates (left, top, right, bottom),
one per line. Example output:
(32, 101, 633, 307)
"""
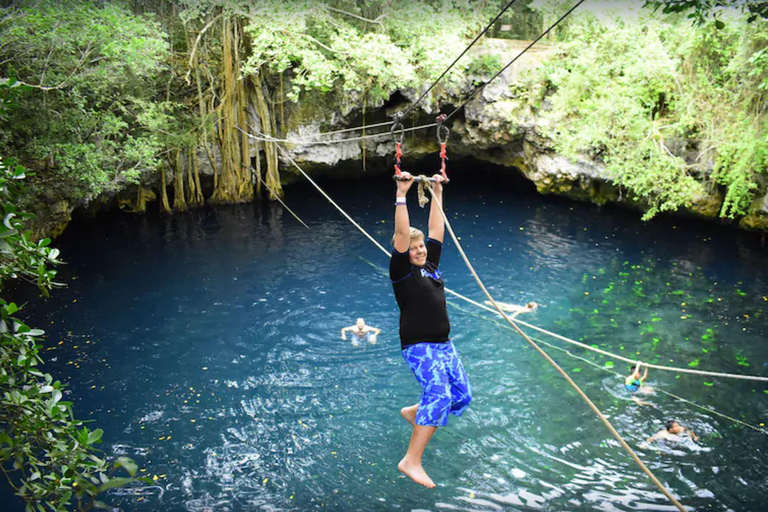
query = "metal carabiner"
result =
(390, 111, 405, 144)
(435, 113, 450, 144)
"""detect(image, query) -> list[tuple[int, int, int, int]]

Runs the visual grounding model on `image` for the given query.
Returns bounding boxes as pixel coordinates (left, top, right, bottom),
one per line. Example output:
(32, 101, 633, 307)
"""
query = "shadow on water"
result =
(3, 164, 768, 512)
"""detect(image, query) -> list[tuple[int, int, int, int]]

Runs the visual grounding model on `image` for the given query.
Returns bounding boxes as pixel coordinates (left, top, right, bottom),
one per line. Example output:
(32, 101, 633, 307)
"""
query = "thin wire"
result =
(442, 288, 768, 382)
(240, 126, 768, 384)
(445, 0, 586, 122)
(402, 0, 520, 119)
(425, 185, 686, 512)
(244, 123, 437, 145)
(255, 171, 310, 229)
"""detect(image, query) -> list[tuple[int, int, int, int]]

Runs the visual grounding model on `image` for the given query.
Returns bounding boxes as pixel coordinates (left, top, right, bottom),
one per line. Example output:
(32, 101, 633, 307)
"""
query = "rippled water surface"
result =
(5, 172, 768, 511)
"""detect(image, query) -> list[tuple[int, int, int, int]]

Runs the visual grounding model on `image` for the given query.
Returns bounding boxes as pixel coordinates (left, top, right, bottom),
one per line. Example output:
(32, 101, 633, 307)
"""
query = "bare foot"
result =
(400, 405, 417, 428)
(398, 458, 435, 488)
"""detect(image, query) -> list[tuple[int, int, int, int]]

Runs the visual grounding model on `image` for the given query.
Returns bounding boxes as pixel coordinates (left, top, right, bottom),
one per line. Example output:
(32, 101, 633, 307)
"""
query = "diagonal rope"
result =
(445, 0, 586, 121)
(424, 185, 686, 512)
(241, 127, 768, 383)
(401, 0, 520, 119)
(445, 299, 768, 436)
(254, 170, 309, 229)
(244, 122, 437, 145)
(262, 139, 686, 508)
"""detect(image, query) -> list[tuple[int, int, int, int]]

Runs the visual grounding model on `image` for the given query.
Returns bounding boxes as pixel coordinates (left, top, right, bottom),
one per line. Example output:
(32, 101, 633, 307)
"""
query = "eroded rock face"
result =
(37, 40, 752, 238)
(270, 39, 730, 226)
(30, 200, 73, 240)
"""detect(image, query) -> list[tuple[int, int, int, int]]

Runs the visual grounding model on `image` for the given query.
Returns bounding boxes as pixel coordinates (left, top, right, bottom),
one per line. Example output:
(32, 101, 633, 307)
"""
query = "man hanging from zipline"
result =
(389, 167, 472, 488)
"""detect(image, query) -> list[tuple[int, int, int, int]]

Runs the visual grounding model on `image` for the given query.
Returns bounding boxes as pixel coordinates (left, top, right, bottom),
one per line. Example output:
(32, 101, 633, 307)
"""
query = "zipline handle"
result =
(391, 111, 405, 176)
(392, 174, 440, 183)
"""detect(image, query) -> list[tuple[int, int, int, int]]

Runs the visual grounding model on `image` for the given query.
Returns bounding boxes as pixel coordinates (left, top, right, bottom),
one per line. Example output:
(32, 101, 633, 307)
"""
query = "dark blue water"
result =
(5, 172, 768, 512)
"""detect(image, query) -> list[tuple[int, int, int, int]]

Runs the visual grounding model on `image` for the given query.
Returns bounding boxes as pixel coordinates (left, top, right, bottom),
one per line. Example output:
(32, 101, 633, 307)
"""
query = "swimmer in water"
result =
(484, 300, 538, 318)
(341, 318, 381, 346)
(646, 419, 699, 443)
(625, 360, 654, 406)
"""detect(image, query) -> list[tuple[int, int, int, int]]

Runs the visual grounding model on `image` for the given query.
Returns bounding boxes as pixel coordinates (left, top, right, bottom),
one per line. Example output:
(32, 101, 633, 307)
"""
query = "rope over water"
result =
(424, 186, 688, 512)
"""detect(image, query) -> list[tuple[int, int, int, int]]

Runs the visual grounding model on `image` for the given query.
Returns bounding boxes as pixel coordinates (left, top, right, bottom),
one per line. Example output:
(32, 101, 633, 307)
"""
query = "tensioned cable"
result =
(445, 0, 586, 122)
(445, 298, 768, 436)
(238, 0, 576, 147)
(401, 0, 520, 119)
(422, 186, 686, 512)
(254, 170, 309, 229)
(241, 127, 768, 384)
(351, 255, 768, 382)
(243, 123, 437, 145)
(264, 133, 686, 508)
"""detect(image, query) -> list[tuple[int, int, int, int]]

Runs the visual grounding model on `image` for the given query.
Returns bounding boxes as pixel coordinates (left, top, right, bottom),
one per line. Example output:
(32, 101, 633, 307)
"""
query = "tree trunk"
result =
(253, 71, 282, 199)
(159, 162, 171, 213)
(173, 150, 187, 211)
(210, 16, 253, 204)
(187, 149, 204, 206)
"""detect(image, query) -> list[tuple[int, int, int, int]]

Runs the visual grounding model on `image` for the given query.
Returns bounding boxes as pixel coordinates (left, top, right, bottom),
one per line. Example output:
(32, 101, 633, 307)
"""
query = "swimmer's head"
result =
(525, 302, 538, 310)
(356, 318, 365, 329)
(665, 419, 680, 433)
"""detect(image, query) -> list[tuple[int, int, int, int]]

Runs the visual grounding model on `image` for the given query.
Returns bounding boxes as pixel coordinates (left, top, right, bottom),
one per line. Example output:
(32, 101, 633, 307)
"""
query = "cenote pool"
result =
(4, 170, 768, 511)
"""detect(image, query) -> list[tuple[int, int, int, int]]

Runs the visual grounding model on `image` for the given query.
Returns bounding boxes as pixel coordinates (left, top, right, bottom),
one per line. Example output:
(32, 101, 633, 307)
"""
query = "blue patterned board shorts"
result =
(402, 342, 472, 427)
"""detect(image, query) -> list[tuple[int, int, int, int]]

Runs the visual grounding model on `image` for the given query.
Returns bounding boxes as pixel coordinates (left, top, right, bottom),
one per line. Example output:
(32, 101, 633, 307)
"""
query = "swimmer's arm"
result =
(686, 428, 699, 442)
(341, 326, 353, 339)
(641, 366, 649, 382)
(370, 327, 381, 335)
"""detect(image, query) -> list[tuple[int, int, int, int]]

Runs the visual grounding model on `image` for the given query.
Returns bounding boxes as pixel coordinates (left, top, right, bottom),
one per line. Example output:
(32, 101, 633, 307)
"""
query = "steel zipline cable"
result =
(445, 0, 586, 121)
(251, 138, 689, 511)
(400, 0, 519, 119)
(252, 0, 583, 147)
(239, 126, 768, 510)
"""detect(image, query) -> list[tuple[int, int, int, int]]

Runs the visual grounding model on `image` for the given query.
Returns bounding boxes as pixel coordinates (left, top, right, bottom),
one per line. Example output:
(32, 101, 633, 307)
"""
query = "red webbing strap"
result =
(394, 142, 402, 175)
(439, 142, 448, 180)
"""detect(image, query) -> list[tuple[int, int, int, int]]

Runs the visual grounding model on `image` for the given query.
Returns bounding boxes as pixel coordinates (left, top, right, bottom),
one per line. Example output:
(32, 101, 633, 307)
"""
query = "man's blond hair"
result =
(392, 227, 424, 246)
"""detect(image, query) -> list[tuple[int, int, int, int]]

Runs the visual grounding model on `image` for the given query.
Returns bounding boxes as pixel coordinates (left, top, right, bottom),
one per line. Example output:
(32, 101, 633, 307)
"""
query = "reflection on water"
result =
(4, 175, 768, 511)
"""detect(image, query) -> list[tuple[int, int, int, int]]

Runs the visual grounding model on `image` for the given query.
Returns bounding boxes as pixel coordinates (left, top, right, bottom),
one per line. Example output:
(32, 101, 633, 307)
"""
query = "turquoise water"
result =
(5, 170, 768, 511)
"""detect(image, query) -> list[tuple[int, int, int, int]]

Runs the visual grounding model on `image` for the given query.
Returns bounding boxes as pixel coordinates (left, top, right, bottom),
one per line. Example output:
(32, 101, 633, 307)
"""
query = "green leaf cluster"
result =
(0, 80, 143, 512)
(238, 0, 497, 102)
(528, 10, 768, 220)
(0, 0, 172, 202)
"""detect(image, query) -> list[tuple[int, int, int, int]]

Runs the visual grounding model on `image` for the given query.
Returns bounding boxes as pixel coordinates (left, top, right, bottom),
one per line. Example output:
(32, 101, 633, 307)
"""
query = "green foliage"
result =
(466, 53, 503, 76)
(238, 0, 495, 102)
(0, 0, 171, 202)
(644, 0, 768, 25)
(0, 82, 143, 511)
(529, 10, 768, 220)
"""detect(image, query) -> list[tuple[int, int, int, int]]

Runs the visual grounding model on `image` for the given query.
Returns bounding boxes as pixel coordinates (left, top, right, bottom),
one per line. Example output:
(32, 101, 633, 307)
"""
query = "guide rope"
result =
(244, 122, 437, 146)
(240, 127, 768, 385)
(254, 170, 309, 229)
(445, 299, 768, 436)
(424, 185, 686, 512)
(400, 0, 520, 119)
